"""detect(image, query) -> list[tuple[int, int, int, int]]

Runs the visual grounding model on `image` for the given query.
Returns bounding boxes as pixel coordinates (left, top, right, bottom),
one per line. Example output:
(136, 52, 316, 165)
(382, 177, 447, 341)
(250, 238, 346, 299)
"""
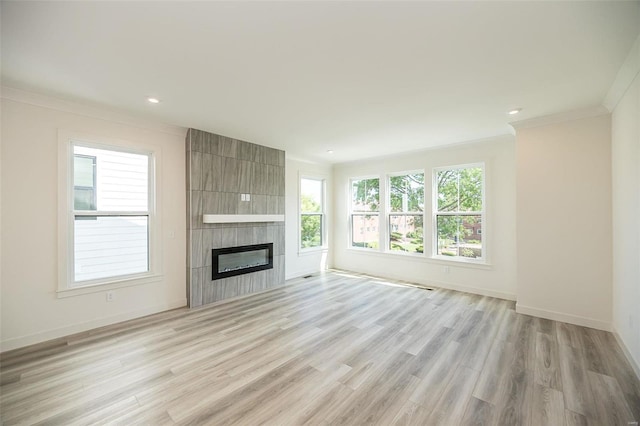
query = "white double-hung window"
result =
(388, 172, 424, 254)
(300, 177, 325, 250)
(433, 164, 484, 261)
(59, 135, 159, 294)
(350, 177, 380, 250)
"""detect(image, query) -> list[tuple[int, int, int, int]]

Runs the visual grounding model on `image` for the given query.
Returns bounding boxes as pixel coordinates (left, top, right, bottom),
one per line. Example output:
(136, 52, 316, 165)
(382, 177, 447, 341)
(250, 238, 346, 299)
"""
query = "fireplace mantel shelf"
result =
(203, 214, 285, 224)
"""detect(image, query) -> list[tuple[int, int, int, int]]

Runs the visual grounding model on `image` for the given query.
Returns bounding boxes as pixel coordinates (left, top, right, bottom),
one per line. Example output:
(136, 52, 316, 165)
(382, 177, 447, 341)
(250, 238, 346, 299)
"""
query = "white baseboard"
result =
(285, 268, 326, 281)
(328, 268, 516, 301)
(0, 298, 187, 353)
(515, 303, 611, 331)
(612, 330, 640, 381)
(426, 279, 516, 301)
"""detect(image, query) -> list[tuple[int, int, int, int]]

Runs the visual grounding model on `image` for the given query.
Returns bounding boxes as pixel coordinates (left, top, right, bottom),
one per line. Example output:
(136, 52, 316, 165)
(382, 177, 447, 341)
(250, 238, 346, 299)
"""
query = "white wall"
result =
(612, 71, 640, 372)
(515, 113, 612, 330)
(285, 158, 332, 279)
(1, 90, 187, 351)
(332, 136, 517, 300)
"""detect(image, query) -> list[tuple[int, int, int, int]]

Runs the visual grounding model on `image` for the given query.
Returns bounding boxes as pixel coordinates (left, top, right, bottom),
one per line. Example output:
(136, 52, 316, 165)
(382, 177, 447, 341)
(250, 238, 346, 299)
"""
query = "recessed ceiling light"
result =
(327, 150, 334, 154)
(147, 97, 160, 104)
(508, 108, 522, 115)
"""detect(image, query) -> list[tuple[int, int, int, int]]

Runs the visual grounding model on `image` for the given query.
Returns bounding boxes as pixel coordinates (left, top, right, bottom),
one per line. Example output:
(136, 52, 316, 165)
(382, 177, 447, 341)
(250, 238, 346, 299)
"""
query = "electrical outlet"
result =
(443, 266, 450, 274)
(106, 291, 115, 302)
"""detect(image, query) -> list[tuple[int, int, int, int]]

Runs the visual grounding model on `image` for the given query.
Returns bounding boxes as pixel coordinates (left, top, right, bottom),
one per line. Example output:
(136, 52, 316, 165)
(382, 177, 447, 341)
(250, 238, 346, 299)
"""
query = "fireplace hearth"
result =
(212, 243, 274, 280)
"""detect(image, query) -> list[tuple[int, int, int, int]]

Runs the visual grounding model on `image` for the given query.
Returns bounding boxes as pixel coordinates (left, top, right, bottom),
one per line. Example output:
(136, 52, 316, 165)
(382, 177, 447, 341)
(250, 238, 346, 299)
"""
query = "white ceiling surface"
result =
(2, 2, 639, 164)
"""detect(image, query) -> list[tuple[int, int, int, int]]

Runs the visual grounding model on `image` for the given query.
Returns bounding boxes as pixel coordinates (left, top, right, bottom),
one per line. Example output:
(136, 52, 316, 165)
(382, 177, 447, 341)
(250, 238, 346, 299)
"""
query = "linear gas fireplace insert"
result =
(211, 243, 273, 280)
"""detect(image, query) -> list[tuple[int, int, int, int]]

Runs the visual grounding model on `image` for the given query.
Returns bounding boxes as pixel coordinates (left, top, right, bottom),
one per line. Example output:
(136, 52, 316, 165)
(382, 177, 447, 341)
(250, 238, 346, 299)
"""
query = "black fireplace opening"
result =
(212, 243, 273, 280)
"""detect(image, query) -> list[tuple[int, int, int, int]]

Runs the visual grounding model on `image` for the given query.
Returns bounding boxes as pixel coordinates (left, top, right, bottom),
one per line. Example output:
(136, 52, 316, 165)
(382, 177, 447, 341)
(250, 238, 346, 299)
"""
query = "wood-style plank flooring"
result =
(1, 271, 639, 425)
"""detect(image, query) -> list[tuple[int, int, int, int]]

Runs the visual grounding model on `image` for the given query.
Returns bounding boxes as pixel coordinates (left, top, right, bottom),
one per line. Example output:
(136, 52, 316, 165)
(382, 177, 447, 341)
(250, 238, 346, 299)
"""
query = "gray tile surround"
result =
(186, 128, 286, 307)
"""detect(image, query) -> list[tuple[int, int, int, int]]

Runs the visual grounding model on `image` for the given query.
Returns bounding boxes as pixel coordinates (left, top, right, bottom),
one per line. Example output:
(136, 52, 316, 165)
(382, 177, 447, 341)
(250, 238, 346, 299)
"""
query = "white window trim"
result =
(385, 170, 426, 256)
(348, 175, 382, 251)
(431, 162, 487, 264)
(299, 174, 328, 253)
(57, 130, 163, 298)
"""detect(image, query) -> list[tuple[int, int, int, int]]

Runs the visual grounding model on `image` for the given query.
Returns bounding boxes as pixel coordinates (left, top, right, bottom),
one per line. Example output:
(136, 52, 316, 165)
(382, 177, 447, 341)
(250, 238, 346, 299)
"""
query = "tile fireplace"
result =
(186, 128, 285, 307)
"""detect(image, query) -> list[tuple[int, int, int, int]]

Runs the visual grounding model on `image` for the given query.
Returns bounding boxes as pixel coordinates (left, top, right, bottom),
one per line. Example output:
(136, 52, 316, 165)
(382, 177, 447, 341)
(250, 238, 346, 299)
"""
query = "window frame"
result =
(432, 162, 486, 263)
(57, 131, 162, 297)
(385, 170, 425, 256)
(299, 175, 327, 252)
(349, 175, 381, 251)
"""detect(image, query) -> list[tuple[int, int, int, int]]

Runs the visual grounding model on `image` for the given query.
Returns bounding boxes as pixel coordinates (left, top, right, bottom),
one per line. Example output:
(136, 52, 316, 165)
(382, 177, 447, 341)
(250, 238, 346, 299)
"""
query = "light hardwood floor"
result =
(1, 271, 639, 425)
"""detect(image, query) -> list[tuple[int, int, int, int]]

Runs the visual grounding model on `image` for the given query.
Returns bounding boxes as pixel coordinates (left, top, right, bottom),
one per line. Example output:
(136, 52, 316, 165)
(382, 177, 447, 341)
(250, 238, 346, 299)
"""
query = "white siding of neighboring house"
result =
(73, 146, 150, 283)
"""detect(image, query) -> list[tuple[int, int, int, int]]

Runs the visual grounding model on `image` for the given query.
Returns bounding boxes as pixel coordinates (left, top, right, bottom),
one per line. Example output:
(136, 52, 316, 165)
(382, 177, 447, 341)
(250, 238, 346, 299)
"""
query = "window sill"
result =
(384, 250, 424, 258)
(57, 274, 163, 298)
(347, 246, 380, 253)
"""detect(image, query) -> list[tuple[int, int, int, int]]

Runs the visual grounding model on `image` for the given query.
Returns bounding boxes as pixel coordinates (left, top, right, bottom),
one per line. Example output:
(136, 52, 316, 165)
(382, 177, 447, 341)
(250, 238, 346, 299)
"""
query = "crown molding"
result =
(509, 105, 609, 131)
(1, 86, 187, 137)
(604, 33, 640, 112)
(284, 151, 333, 166)
(333, 133, 515, 167)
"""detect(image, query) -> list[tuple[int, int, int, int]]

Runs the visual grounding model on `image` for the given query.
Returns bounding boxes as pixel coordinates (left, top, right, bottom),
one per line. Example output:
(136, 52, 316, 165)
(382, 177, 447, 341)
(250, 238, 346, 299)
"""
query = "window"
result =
(300, 177, 324, 249)
(350, 177, 379, 249)
(388, 172, 424, 254)
(434, 164, 484, 260)
(63, 141, 155, 288)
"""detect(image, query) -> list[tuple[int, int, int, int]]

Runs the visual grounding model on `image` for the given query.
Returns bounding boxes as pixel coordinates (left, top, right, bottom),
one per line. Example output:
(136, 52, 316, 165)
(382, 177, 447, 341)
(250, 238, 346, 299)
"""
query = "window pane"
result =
(461, 215, 482, 258)
(389, 173, 424, 213)
(74, 215, 149, 282)
(351, 214, 379, 249)
(389, 215, 423, 253)
(74, 145, 149, 212)
(436, 169, 460, 212)
(351, 178, 379, 212)
(437, 167, 483, 213)
(301, 214, 322, 248)
(74, 155, 95, 187)
(74, 187, 96, 210)
(459, 167, 483, 212)
(74, 155, 96, 210)
(301, 178, 322, 213)
(436, 215, 482, 258)
(437, 215, 459, 256)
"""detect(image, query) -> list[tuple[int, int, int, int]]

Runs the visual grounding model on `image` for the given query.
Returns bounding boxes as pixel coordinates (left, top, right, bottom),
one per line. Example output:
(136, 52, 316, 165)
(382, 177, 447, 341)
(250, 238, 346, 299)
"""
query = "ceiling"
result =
(2, 1, 639, 164)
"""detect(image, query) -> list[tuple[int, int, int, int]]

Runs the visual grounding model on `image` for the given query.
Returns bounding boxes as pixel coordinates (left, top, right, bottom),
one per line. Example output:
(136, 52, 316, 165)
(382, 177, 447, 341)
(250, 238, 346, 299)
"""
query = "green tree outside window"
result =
(301, 178, 324, 249)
